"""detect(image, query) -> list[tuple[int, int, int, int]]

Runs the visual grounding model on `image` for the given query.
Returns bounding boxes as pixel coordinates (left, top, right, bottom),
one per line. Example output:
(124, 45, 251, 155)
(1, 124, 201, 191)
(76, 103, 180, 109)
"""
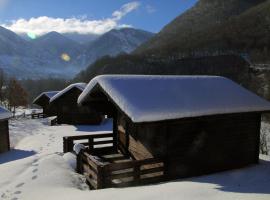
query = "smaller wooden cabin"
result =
(49, 83, 103, 125)
(33, 91, 59, 117)
(72, 75, 270, 189)
(0, 106, 12, 153)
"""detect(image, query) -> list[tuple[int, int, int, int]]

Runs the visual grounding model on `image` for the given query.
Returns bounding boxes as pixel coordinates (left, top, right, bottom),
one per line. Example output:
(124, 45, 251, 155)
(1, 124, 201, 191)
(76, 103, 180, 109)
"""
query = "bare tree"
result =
(6, 78, 28, 115)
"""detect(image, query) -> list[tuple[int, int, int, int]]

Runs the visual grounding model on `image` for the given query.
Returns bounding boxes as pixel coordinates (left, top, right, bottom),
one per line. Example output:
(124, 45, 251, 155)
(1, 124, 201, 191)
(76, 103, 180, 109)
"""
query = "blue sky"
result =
(0, 0, 197, 35)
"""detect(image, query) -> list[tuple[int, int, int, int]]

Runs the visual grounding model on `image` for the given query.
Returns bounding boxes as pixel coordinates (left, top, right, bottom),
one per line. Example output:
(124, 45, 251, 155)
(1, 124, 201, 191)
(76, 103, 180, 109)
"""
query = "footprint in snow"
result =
(32, 168, 38, 173)
(14, 191, 21, 195)
(32, 175, 38, 180)
(15, 183, 25, 188)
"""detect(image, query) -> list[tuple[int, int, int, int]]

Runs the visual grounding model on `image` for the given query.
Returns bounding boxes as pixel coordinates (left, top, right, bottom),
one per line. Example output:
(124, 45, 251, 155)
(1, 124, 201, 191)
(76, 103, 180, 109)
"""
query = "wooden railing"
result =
(63, 133, 166, 189)
(63, 132, 115, 153)
(31, 113, 47, 119)
(78, 151, 166, 189)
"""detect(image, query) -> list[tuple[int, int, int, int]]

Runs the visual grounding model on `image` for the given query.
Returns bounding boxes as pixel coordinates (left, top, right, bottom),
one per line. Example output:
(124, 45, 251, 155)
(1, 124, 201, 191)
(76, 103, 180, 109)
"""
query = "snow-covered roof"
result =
(0, 106, 12, 120)
(33, 91, 59, 104)
(78, 75, 270, 123)
(50, 83, 86, 103)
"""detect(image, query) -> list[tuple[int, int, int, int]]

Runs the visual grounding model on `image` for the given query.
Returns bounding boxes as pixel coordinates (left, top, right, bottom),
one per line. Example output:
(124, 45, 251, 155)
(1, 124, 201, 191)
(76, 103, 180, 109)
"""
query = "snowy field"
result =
(0, 118, 269, 200)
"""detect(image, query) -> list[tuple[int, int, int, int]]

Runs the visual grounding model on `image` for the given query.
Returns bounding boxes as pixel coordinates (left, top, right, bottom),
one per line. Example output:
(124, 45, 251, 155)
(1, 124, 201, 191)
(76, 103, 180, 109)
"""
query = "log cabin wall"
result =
(55, 89, 103, 125)
(124, 113, 261, 178)
(0, 120, 10, 153)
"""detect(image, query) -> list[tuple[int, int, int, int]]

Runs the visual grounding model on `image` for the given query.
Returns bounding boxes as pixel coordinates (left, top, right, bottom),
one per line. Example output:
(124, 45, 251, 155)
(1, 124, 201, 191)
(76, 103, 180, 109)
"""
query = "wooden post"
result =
(76, 151, 83, 173)
(67, 138, 73, 152)
(63, 137, 67, 153)
(96, 166, 105, 189)
(113, 115, 118, 152)
(88, 137, 94, 152)
(134, 164, 140, 184)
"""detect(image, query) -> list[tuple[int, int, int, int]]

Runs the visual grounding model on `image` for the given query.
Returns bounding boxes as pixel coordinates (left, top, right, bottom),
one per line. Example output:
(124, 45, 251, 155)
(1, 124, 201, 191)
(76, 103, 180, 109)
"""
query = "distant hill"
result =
(33, 31, 83, 62)
(0, 26, 35, 56)
(0, 27, 154, 79)
(134, 0, 269, 62)
(72, 28, 154, 68)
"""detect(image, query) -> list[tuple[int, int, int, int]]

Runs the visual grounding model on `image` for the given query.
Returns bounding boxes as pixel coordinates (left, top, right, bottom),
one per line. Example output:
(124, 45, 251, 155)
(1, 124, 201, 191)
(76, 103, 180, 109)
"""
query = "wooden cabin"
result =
(64, 75, 270, 189)
(0, 106, 12, 153)
(49, 83, 103, 125)
(33, 91, 59, 117)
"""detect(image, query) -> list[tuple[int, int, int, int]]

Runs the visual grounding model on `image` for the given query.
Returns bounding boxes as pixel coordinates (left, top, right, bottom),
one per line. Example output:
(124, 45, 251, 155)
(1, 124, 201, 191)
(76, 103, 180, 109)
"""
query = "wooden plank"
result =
(85, 153, 106, 167)
(65, 133, 113, 140)
(140, 167, 164, 175)
(82, 164, 98, 180)
(105, 158, 164, 172)
(85, 175, 98, 189)
(94, 140, 114, 145)
(108, 171, 135, 180)
(83, 154, 99, 172)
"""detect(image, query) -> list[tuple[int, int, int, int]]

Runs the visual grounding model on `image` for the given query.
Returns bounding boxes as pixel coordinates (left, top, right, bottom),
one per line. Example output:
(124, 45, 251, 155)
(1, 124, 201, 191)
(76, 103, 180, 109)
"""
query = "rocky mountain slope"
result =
(134, 0, 269, 60)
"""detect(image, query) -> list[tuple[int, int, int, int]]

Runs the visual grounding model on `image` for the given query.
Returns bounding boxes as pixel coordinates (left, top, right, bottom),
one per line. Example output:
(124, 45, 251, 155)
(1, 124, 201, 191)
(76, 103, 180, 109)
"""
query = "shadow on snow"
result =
(0, 149, 36, 164)
(167, 159, 270, 195)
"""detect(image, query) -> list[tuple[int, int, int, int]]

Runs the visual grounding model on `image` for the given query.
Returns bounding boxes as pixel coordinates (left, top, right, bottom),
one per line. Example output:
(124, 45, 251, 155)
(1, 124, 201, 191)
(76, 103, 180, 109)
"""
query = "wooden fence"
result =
(78, 151, 165, 189)
(63, 132, 115, 153)
(63, 133, 166, 189)
(31, 113, 47, 119)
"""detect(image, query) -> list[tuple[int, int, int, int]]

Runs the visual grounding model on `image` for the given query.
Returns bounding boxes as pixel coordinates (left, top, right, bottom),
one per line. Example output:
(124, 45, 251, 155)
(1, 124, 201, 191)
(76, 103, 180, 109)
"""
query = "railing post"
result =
(96, 166, 105, 189)
(76, 151, 83, 173)
(113, 117, 118, 152)
(63, 137, 73, 153)
(64, 138, 73, 153)
(134, 164, 140, 184)
(88, 137, 94, 152)
(63, 137, 67, 153)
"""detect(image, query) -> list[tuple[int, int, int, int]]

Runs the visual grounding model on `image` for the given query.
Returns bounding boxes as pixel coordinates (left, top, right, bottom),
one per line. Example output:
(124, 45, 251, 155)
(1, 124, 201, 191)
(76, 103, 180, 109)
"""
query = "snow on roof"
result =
(33, 91, 59, 104)
(78, 75, 270, 123)
(50, 83, 86, 103)
(0, 106, 12, 120)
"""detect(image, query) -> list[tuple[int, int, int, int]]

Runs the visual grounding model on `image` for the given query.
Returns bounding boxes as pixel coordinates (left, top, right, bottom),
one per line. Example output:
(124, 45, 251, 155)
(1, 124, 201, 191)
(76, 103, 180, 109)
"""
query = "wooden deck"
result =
(63, 133, 166, 189)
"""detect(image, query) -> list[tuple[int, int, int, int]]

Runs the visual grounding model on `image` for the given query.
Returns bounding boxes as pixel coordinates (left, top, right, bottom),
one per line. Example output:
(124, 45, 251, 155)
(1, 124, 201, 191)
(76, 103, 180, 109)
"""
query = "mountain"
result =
(135, 0, 269, 60)
(32, 31, 83, 62)
(72, 28, 154, 68)
(62, 32, 100, 44)
(0, 26, 34, 56)
(0, 27, 154, 79)
(74, 0, 270, 89)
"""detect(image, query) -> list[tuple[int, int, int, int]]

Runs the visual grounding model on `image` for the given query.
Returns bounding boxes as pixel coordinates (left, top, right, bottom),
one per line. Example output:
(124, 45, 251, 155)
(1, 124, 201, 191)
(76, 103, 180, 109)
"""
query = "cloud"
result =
(1, 1, 140, 35)
(112, 2, 140, 20)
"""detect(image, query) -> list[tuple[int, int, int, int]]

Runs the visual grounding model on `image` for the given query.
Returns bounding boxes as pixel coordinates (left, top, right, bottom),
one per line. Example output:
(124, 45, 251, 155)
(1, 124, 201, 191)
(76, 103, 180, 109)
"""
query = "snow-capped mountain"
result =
(0, 27, 154, 79)
(73, 28, 154, 68)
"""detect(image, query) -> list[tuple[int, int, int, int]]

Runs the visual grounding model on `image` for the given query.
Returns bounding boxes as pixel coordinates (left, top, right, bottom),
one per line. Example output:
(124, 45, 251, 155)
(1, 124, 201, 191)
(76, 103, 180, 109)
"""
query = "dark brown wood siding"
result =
(124, 113, 261, 178)
(0, 120, 10, 153)
(52, 88, 104, 125)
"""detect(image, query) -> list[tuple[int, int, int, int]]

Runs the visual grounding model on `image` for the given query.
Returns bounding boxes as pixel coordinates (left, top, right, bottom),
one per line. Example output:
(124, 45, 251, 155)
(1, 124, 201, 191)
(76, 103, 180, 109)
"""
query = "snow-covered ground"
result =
(0, 118, 270, 200)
